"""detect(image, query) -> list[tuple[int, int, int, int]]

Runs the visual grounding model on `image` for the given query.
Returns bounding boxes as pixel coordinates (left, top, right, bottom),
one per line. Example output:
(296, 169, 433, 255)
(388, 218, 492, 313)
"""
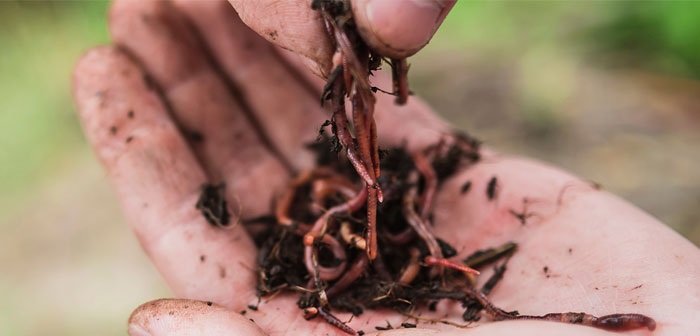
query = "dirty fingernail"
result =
(365, 0, 448, 52)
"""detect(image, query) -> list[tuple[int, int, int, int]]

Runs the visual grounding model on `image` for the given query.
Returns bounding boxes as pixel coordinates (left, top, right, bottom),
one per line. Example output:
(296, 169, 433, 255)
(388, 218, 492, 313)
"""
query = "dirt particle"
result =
(247, 304, 259, 311)
(125, 136, 133, 143)
(631, 284, 643, 290)
(267, 30, 278, 40)
(460, 180, 472, 194)
(375, 321, 393, 330)
(357, 331, 365, 336)
(486, 176, 498, 201)
(127, 110, 134, 119)
(543, 266, 550, 278)
(240, 310, 247, 315)
(200, 255, 206, 263)
(143, 74, 156, 91)
(207, 301, 213, 306)
(188, 131, 204, 142)
(401, 322, 417, 328)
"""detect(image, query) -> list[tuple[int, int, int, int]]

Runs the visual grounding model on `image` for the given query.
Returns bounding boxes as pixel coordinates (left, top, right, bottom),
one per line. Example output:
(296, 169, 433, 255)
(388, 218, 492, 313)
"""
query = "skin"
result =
(72, 1, 700, 335)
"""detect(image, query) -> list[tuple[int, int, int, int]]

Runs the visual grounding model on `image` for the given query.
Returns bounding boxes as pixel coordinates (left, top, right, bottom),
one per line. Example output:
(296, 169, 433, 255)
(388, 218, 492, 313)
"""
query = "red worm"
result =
(424, 256, 480, 275)
(412, 151, 437, 220)
(461, 286, 657, 331)
(403, 172, 443, 260)
(310, 177, 358, 213)
(305, 186, 367, 241)
(366, 186, 378, 260)
(276, 170, 343, 234)
(326, 253, 369, 296)
(304, 235, 347, 281)
(382, 226, 417, 245)
(303, 307, 357, 335)
(331, 94, 378, 191)
(398, 248, 422, 285)
(391, 58, 409, 105)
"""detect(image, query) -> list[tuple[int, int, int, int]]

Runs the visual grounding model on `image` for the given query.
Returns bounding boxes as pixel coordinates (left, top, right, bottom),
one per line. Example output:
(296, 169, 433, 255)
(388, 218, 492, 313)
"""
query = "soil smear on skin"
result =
(199, 0, 656, 334)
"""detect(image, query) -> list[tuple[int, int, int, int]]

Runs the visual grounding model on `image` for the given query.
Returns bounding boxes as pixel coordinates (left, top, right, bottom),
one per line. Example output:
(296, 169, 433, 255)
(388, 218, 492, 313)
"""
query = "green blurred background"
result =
(0, 1, 698, 335)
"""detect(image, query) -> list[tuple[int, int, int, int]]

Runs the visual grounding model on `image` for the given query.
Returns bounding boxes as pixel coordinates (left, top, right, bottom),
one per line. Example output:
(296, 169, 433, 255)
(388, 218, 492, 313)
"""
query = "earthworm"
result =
(412, 150, 437, 220)
(304, 186, 367, 242)
(304, 307, 356, 335)
(391, 58, 409, 105)
(398, 248, 422, 285)
(276, 168, 336, 229)
(403, 171, 443, 260)
(382, 226, 417, 245)
(424, 256, 480, 275)
(304, 234, 347, 281)
(352, 90, 382, 204)
(366, 186, 378, 260)
(510, 312, 656, 331)
(310, 176, 358, 214)
(329, 83, 379, 194)
(326, 253, 369, 296)
(460, 286, 656, 331)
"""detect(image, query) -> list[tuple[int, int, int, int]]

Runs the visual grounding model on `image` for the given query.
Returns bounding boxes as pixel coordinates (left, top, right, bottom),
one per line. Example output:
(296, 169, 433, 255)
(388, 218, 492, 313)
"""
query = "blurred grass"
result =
(0, 1, 109, 216)
(1, 1, 699, 335)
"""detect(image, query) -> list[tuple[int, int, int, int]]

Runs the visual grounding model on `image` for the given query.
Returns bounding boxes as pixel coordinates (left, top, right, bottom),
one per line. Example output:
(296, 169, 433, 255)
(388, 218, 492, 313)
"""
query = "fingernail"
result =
(365, 0, 447, 52)
(128, 324, 151, 336)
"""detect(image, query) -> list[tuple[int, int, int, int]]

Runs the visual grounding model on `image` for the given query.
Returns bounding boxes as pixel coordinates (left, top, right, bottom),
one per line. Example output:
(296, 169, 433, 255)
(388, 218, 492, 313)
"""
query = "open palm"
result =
(72, 1, 699, 335)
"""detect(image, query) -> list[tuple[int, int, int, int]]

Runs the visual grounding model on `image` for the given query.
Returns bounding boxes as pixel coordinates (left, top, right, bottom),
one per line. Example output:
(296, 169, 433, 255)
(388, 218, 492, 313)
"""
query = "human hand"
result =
(72, 1, 700, 335)
(224, 0, 455, 77)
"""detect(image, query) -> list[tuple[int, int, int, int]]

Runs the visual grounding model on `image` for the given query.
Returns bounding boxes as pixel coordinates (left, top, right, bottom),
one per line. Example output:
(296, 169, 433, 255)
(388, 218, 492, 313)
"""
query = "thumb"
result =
(352, 0, 456, 59)
(127, 299, 266, 336)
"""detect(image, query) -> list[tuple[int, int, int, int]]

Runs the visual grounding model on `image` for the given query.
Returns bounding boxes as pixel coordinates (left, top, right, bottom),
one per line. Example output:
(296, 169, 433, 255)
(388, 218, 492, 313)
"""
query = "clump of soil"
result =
(205, 0, 656, 334)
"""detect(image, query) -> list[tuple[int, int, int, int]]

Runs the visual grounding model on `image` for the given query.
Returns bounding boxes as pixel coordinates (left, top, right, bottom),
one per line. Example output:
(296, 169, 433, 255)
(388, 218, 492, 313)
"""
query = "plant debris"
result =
(196, 183, 230, 227)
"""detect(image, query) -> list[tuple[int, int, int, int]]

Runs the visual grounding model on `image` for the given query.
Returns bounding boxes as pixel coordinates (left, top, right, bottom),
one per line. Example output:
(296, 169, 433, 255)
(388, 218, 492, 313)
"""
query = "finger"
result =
(109, 0, 290, 218)
(128, 299, 266, 336)
(351, 0, 456, 59)
(227, 0, 333, 77)
(73, 47, 257, 308)
(172, 0, 328, 171)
